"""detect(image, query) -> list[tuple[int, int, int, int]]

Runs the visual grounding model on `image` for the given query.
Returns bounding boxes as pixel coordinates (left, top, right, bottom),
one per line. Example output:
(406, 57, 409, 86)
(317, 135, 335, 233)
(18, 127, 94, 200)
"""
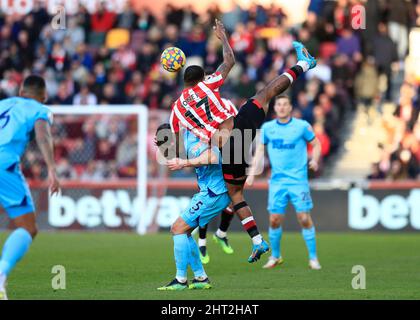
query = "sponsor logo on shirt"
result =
(272, 139, 295, 150)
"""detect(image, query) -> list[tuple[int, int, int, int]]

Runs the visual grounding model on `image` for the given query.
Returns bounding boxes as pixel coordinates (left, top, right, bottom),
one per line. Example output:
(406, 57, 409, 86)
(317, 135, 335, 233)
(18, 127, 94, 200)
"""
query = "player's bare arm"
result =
(34, 119, 60, 195)
(213, 19, 235, 79)
(309, 137, 321, 172)
(167, 149, 219, 171)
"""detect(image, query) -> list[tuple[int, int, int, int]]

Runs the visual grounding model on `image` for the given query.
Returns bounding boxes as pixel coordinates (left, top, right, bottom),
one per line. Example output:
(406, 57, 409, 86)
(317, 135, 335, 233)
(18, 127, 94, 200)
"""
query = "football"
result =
(160, 47, 186, 72)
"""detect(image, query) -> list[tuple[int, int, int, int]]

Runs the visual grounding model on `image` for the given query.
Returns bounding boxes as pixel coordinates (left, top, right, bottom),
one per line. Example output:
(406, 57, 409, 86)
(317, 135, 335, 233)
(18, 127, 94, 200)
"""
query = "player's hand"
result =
(48, 169, 61, 196)
(309, 159, 319, 172)
(166, 158, 187, 171)
(246, 174, 255, 186)
(213, 19, 227, 40)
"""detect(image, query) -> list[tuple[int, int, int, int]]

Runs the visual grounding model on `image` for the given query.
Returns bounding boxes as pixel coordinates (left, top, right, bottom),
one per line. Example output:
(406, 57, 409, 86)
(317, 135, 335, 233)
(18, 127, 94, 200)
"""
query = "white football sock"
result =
(198, 238, 206, 247)
(216, 229, 227, 238)
(252, 234, 263, 245)
(176, 276, 187, 283)
(297, 60, 310, 72)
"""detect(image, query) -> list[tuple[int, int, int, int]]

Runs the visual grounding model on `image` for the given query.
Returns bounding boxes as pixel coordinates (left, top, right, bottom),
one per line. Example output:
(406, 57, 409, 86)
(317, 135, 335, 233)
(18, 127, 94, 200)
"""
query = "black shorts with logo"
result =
(221, 99, 266, 180)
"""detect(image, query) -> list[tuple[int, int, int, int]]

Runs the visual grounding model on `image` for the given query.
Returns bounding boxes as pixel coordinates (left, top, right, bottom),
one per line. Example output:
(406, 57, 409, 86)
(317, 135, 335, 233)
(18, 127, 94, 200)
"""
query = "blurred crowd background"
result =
(0, 0, 418, 181)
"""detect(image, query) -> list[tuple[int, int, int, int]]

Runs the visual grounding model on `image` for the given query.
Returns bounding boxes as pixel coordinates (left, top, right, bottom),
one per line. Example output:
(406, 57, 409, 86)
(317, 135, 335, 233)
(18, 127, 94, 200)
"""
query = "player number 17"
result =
(185, 97, 213, 127)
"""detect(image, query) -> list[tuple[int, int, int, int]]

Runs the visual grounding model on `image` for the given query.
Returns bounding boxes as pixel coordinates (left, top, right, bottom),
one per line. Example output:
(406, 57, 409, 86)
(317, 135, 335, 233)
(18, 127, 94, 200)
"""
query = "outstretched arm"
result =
(214, 19, 235, 79)
(34, 119, 60, 195)
(166, 149, 219, 170)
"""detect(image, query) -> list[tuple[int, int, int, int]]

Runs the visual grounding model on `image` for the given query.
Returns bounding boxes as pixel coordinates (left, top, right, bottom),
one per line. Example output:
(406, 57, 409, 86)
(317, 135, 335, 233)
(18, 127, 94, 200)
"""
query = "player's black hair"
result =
(21, 75, 47, 101)
(184, 65, 205, 86)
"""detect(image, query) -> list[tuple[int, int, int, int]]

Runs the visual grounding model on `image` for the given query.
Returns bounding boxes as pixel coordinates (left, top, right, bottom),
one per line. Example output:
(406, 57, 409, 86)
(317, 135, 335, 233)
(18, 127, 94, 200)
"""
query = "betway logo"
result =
(49, 190, 191, 229)
(349, 188, 420, 230)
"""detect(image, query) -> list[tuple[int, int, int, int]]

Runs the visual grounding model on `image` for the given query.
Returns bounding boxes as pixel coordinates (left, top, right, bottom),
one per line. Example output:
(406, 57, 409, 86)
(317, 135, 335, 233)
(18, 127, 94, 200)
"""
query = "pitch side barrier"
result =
(1, 179, 418, 233)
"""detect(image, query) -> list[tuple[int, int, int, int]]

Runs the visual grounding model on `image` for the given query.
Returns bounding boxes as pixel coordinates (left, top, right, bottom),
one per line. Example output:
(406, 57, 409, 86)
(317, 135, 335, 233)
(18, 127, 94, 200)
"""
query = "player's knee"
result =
(170, 218, 185, 235)
(23, 225, 38, 239)
(269, 215, 282, 228)
(297, 214, 312, 228)
(170, 223, 179, 235)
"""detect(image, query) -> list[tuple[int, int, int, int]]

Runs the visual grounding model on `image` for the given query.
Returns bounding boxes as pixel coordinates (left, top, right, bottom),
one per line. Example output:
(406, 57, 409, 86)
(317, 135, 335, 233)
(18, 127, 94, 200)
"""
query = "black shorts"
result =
(221, 99, 266, 181)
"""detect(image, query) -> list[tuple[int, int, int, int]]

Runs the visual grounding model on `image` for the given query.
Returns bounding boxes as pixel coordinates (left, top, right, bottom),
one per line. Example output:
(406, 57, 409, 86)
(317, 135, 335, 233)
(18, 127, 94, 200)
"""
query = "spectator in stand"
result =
(7, 2, 415, 182)
(355, 57, 379, 111)
(91, 1, 116, 33)
(297, 91, 314, 124)
(367, 163, 386, 180)
(116, 3, 138, 30)
(73, 85, 97, 105)
(385, 0, 415, 60)
(373, 23, 398, 102)
(117, 132, 137, 177)
(80, 160, 106, 181)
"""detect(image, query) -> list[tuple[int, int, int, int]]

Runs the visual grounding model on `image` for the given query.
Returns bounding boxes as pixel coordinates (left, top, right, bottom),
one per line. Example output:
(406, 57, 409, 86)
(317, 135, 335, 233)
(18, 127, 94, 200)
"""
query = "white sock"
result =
(297, 60, 310, 72)
(195, 274, 208, 281)
(252, 234, 262, 245)
(176, 276, 187, 283)
(198, 238, 206, 247)
(0, 273, 6, 288)
(216, 229, 227, 238)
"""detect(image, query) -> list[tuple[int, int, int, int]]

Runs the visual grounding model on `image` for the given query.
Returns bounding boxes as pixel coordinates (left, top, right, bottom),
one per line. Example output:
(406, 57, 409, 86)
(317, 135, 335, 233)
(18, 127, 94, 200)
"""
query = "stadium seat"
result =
(105, 29, 130, 50)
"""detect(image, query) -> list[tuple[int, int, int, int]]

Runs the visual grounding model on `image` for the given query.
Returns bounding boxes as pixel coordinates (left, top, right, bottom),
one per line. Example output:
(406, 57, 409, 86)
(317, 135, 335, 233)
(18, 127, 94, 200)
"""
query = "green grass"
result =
(1, 232, 419, 300)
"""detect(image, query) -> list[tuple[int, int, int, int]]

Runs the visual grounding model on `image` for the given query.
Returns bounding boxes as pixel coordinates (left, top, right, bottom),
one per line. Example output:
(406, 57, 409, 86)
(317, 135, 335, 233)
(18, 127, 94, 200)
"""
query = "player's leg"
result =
(252, 42, 317, 114)
(188, 192, 230, 290)
(0, 213, 36, 300)
(0, 168, 37, 300)
(213, 205, 235, 254)
(296, 212, 321, 270)
(289, 184, 321, 270)
(157, 217, 192, 290)
(198, 224, 210, 264)
(187, 234, 210, 289)
(226, 181, 269, 263)
(198, 225, 210, 264)
(262, 214, 286, 269)
(263, 183, 287, 268)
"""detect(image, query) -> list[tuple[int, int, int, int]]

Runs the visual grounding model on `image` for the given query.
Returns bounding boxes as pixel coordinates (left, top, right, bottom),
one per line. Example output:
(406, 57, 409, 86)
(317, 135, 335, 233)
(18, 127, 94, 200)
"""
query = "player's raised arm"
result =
(213, 19, 235, 79)
(34, 119, 60, 195)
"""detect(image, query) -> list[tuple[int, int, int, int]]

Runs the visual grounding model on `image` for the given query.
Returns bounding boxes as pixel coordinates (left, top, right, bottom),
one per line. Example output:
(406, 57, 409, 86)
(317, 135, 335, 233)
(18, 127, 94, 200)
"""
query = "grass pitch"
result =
(0, 231, 419, 300)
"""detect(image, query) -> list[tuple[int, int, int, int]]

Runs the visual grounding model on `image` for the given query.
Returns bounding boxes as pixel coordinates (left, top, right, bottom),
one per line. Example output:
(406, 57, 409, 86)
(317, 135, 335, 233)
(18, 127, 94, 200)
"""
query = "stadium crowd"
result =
(0, 0, 418, 181)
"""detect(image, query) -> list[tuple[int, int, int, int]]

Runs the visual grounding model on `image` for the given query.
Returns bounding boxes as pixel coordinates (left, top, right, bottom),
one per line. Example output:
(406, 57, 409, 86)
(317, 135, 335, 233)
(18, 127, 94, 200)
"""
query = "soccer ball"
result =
(160, 47, 186, 72)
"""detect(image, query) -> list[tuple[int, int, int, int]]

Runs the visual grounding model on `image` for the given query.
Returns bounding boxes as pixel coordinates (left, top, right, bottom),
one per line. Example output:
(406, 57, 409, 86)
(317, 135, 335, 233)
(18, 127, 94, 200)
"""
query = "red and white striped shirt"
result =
(169, 72, 235, 141)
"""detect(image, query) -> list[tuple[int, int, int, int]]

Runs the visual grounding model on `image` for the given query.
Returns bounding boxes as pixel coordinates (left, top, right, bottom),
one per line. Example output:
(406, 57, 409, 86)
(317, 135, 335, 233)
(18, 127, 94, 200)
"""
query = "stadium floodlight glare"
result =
(50, 105, 149, 235)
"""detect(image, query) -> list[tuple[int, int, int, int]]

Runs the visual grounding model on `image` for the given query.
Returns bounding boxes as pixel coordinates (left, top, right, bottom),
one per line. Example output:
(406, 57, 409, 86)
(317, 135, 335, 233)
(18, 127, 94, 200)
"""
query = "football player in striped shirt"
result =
(197, 98, 238, 264)
(169, 18, 317, 263)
